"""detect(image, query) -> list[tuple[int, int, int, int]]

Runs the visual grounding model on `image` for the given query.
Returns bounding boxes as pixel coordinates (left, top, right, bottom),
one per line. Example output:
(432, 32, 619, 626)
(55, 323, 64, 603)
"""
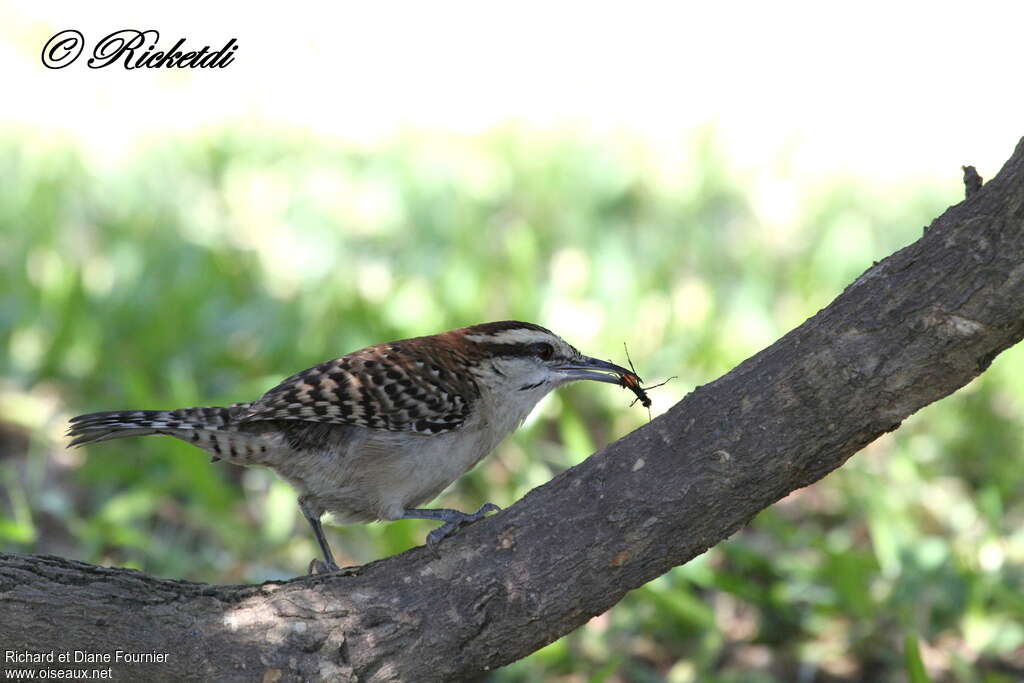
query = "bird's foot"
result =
(307, 557, 340, 575)
(425, 502, 501, 549)
(307, 558, 363, 576)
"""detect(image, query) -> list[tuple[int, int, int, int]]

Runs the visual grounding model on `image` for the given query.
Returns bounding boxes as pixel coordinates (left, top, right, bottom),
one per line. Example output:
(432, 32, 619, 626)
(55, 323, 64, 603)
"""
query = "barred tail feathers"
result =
(67, 404, 252, 452)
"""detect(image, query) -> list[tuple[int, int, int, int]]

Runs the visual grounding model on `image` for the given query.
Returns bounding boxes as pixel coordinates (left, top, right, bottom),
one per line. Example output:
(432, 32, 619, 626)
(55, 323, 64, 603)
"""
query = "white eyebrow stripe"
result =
(464, 329, 556, 345)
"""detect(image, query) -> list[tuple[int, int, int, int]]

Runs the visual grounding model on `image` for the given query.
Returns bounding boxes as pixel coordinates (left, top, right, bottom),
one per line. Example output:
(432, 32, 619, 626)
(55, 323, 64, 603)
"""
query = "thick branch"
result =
(3, 139, 1024, 682)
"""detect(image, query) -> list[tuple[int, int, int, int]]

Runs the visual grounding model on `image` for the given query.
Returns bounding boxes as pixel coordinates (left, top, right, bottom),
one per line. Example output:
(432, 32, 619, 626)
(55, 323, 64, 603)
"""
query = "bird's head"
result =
(454, 321, 635, 400)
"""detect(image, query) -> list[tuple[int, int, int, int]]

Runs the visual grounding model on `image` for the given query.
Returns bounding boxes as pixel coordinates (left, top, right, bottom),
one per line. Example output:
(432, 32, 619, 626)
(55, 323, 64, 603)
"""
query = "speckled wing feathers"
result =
(240, 337, 480, 434)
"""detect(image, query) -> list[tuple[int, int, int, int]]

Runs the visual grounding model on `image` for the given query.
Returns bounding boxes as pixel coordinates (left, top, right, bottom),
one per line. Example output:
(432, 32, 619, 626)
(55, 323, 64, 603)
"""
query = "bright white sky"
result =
(3, 1, 1023, 183)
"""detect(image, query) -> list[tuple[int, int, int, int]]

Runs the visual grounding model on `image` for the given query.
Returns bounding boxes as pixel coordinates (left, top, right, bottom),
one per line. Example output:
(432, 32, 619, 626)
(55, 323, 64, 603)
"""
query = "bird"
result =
(67, 321, 638, 573)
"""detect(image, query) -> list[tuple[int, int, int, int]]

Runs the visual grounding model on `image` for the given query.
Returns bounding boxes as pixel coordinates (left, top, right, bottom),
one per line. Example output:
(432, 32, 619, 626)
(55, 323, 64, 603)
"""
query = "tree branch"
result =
(963, 164, 984, 198)
(4, 138, 1024, 683)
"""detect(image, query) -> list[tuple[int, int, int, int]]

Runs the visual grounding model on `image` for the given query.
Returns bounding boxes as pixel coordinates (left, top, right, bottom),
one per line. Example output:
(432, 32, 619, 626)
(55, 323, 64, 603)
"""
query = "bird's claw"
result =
(425, 502, 501, 550)
(307, 557, 340, 575)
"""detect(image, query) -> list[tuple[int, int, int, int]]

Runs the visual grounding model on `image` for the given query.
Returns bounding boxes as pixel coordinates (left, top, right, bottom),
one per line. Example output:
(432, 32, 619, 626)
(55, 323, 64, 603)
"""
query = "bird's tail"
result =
(67, 404, 252, 448)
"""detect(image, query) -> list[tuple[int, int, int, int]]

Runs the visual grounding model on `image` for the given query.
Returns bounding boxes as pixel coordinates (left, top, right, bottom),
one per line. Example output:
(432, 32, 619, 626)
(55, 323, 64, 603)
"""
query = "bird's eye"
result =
(533, 342, 555, 360)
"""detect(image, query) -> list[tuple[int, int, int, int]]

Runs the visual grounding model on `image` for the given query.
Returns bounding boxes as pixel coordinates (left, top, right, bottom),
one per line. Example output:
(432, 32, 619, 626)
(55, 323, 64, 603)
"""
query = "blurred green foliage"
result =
(0, 127, 1021, 681)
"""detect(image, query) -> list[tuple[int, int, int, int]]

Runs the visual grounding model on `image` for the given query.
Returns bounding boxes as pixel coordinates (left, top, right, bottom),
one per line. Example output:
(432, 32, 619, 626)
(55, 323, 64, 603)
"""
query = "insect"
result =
(616, 343, 675, 413)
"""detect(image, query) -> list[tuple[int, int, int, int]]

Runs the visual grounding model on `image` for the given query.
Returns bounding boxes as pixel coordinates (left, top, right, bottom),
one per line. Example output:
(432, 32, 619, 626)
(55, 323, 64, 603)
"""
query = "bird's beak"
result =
(555, 356, 637, 385)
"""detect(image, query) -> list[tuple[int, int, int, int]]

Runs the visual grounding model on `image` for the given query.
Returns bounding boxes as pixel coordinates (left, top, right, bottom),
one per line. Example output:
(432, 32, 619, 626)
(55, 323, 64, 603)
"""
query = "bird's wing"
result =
(239, 341, 479, 435)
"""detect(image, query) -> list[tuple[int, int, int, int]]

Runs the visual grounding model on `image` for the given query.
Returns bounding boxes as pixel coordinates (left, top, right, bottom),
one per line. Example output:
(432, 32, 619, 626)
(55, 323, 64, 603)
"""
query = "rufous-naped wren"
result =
(68, 321, 639, 573)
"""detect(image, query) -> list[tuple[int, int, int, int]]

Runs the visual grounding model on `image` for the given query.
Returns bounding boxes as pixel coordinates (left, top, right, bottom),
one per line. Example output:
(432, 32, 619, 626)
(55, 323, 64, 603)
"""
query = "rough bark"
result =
(3, 138, 1024, 683)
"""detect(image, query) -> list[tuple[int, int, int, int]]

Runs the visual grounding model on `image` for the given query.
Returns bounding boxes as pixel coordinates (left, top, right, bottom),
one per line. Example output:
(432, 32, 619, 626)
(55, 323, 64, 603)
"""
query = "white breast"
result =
(269, 382, 554, 524)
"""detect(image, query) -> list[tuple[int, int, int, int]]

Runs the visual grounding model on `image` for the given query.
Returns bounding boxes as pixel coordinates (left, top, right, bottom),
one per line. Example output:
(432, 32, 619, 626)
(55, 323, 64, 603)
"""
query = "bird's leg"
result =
(299, 497, 340, 574)
(402, 503, 501, 548)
